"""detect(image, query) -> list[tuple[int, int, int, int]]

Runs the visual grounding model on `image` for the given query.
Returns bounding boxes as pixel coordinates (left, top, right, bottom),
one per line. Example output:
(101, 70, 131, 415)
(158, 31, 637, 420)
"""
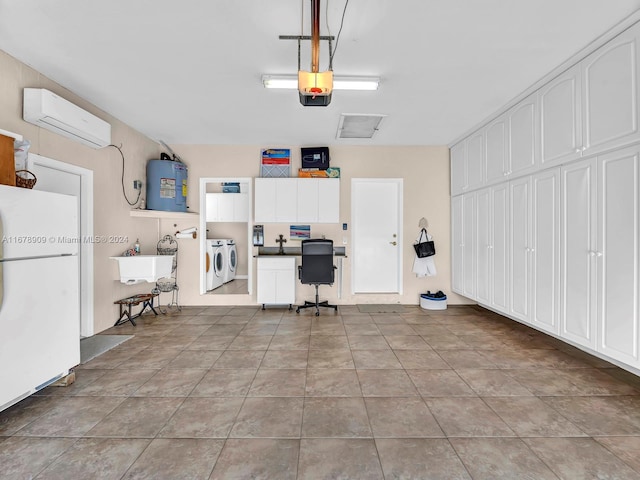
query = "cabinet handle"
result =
(596, 251, 603, 257)
(389, 241, 397, 246)
(575, 148, 582, 154)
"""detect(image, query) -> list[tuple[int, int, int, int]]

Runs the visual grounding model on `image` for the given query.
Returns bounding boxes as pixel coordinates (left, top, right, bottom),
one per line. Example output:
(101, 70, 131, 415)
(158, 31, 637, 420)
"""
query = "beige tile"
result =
(423, 334, 469, 349)
(502, 368, 584, 395)
(412, 325, 453, 337)
(230, 397, 303, 438)
(595, 436, 640, 473)
(310, 323, 346, 335)
(117, 348, 182, 369)
(344, 323, 381, 335)
(158, 397, 244, 438)
(0, 396, 62, 436)
(268, 335, 310, 350)
(275, 324, 311, 335)
(227, 335, 272, 350)
(307, 348, 354, 369)
(260, 350, 308, 369)
(352, 349, 402, 369)
(541, 396, 640, 435)
(309, 335, 350, 349)
(436, 349, 498, 369)
(365, 397, 443, 437)
(426, 398, 514, 437)
(190, 369, 257, 397)
(185, 335, 236, 350)
(484, 396, 586, 437)
(0, 437, 77, 479)
(213, 350, 265, 368)
(74, 369, 157, 397)
(133, 368, 206, 397)
(456, 369, 532, 396)
(302, 397, 372, 437)
(376, 439, 471, 479)
(525, 437, 640, 479)
(407, 369, 476, 397)
(305, 369, 363, 397)
(357, 369, 419, 396)
(298, 439, 383, 479)
(248, 369, 306, 396)
(122, 438, 224, 480)
(18, 396, 124, 437)
(451, 438, 557, 480)
(239, 324, 278, 335)
(86, 397, 182, 438)
(202, 324, 245, 336)
(167, 350, 223, 369)
(210, 439, 299, 480)
(35, 438, 149, 480)
(394, 350, 449, 369)
(557, 368, 640, 395)
(378, 324, 418, 335)
(347, 335, 391, 350)
(385, 335, 431, 349)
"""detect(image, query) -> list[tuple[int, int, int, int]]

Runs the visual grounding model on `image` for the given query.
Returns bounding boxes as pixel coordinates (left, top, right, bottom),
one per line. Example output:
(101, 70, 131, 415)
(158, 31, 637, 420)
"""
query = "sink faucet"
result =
(276, 234, 287, 254)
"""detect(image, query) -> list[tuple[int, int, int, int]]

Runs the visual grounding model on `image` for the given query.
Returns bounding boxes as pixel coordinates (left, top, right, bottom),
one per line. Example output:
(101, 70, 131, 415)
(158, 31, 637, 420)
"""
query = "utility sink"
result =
(110, 255, 173, 285)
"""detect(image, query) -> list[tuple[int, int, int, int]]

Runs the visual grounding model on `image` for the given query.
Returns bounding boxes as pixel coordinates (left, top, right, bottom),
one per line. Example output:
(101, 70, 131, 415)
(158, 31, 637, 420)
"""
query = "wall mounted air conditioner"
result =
(23, 88, 111, 148)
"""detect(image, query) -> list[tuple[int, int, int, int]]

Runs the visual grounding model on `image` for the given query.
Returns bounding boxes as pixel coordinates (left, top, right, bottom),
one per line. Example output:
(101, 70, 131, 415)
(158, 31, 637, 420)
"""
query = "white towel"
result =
(412, 231, 437, 277)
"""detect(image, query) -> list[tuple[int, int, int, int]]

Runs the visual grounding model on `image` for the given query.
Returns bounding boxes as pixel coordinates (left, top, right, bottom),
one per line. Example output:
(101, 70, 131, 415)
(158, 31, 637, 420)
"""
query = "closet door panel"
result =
(509, 177, 530, 323)
(491, 184, 510, 313)
(476, 189, 491, 305)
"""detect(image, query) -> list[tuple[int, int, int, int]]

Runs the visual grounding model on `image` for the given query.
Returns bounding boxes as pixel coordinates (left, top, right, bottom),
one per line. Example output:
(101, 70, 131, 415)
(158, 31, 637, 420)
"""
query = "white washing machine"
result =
(224, 239, 237, 283)
(205, 239, 226, 291)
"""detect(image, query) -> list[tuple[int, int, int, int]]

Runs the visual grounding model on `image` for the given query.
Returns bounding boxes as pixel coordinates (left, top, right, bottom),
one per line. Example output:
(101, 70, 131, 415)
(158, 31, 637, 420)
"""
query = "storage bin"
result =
(420, 292, 447, 310)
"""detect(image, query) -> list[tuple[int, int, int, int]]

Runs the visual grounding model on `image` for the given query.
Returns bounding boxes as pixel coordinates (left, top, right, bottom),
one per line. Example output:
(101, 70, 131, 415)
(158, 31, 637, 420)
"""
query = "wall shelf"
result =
(130, 209, 199, 220)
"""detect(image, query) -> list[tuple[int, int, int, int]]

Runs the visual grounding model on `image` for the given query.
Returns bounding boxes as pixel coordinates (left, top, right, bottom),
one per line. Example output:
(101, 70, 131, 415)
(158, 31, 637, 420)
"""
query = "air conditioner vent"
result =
(336, 114, 386, 139)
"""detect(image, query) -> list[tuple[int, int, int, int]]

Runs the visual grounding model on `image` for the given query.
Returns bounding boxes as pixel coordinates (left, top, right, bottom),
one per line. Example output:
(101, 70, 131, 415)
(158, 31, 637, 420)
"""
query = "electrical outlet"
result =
(133, 180, 142, 190)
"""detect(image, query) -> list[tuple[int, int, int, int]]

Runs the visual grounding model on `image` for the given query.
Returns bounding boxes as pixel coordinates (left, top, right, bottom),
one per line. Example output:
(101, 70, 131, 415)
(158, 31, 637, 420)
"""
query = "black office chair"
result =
(296, 238, 338, 316)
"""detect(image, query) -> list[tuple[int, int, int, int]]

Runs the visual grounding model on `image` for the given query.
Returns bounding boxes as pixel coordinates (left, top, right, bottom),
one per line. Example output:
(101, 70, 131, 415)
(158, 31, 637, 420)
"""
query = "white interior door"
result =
(352, 179, 403, 293)
(28, 154, 94, 337)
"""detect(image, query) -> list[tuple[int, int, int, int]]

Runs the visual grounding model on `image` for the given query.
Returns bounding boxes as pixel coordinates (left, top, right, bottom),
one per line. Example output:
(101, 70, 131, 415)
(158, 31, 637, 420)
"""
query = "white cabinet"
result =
(475, 188, 491, 306)
(205, 193, 249, 222)
(462, 193, 476, 299)
(490, 183, 510, 313)
(508, 93, 538, 177)
(530, 168, 560, 334)
(485, 115, 508, 184)
(451, 195, 464, 294)
(509, 176, 531, 323)
(256, 256, 296, 308)
(255, 178, 339, 223)
(582, 22, 640, 156)
(450, 136, 484, 195)
(560, 158, 597, 349)
(596, 146, 640, 366)
(539, 65, 582, 167)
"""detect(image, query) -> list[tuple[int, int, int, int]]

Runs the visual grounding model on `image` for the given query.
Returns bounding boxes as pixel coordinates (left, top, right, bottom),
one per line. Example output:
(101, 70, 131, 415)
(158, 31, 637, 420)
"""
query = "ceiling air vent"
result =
(336, 114, 386, 139)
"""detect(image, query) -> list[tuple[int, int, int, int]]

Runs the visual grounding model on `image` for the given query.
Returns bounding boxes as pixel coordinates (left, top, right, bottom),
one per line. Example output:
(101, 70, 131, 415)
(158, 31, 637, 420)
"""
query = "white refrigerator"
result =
(0, 184, 80, 411)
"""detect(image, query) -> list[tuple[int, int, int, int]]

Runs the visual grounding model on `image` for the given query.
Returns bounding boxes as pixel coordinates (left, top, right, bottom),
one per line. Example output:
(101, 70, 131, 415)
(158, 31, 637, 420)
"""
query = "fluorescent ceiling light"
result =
(262, 74, 379, 91)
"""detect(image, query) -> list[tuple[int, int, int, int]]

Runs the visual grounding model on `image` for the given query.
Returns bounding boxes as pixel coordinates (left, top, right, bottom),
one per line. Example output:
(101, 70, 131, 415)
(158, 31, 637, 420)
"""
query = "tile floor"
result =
(2, 305, 640, 479)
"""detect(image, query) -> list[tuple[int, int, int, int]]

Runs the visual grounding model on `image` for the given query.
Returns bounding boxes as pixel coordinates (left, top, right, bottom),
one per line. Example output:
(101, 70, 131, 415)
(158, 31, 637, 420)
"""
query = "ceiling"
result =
(1, 1, 640, 147)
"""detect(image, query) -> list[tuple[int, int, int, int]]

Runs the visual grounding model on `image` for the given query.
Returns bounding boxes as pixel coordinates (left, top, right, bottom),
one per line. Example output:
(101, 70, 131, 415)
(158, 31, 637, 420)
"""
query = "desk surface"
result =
(256, 246, 346, 257)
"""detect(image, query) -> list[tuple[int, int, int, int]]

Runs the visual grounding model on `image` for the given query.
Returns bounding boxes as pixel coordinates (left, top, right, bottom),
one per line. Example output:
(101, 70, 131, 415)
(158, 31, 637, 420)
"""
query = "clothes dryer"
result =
(205, 239, 226, 291)
(224, 239, 237, 283)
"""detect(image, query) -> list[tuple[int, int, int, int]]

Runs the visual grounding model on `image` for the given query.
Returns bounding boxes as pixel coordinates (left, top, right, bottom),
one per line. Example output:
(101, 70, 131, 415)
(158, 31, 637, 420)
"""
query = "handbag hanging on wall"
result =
(413, 228, 436, 258)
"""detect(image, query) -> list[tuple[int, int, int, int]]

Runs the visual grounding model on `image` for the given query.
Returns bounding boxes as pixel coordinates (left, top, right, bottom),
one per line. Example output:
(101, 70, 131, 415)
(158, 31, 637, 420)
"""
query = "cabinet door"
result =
(508, 93, 538, 177)
(462, 193, 476, 299)
(476, 188, 491, 305)
(254, 178, 276, 222)
(275, 178, 298, 222)
(451, 142, 466, 195)
(234, 193, 249, 222)
(485, 116, 508, 184)
(561, 158, 597, 349)
(217, 194, 234, 222)
(451, 195, 464, 294)
(205, 193, 220, 222)
(318, 179, 340, 223)
(491, 183, 510, 313)
(297, 179, 319, 223)
(530, 168, 560, 334)
(597, 147, 640, 366)
(583, 22, 640, 155)
(509, 176, 530, 323)
(466, 132, 484, 190)
(257, 268, 277, 304)
(539, 65, 582, 167)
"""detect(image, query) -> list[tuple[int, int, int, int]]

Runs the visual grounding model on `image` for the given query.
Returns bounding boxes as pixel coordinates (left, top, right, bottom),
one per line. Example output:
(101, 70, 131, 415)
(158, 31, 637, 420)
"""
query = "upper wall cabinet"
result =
(450, 133, 484, 195)
(485, 114, 508, 184)
(205, 193, 249, 222)
(539, 65, 582, 168)
(254, 178, 340, 223)
(582, 21, 640, 156)
(508, 93, 539, 178)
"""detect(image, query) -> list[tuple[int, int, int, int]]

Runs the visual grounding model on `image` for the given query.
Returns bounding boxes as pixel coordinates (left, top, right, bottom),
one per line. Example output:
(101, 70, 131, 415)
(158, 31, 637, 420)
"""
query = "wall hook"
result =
(419, 217, 428, 229)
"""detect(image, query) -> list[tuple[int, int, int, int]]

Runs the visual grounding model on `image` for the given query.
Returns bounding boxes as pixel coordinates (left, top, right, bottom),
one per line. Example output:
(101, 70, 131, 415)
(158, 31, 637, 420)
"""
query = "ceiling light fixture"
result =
(262, 74, 380, 91)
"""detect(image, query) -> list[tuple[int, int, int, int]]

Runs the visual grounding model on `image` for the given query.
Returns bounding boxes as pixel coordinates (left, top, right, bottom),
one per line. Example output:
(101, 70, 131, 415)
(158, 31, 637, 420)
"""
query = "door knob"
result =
(390, 241, 397, 246)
